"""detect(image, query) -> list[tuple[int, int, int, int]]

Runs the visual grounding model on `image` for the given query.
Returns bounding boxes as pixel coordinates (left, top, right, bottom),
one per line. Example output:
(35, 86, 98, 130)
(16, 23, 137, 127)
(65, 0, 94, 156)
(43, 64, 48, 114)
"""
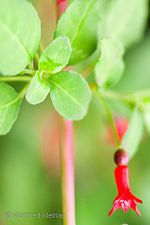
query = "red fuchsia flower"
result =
(109, 165, 142, 216)
(57, 0, 67, 5)
(107, 116, 129, 145)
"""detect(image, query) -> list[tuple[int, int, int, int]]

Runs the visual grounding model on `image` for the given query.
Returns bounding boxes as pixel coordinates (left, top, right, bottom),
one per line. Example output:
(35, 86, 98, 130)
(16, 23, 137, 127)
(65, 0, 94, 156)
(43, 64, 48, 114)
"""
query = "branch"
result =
(61, 119, 76, 225)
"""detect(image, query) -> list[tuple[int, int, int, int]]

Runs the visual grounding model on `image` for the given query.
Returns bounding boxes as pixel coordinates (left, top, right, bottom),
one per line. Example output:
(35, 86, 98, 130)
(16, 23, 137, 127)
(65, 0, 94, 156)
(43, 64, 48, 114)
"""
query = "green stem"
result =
(0, 76, 32, 82)
(98, 89, 150, 103)
(123, 89, 150, 99)
(34, 52, 40, 64)
(39, 41, 45, 55)
(28, 61, 34, 70)
(89, 82, 150, 103)
(95, 89, 121, 148)
(19, 69, 36, 76)
(19, 83, 30, 99)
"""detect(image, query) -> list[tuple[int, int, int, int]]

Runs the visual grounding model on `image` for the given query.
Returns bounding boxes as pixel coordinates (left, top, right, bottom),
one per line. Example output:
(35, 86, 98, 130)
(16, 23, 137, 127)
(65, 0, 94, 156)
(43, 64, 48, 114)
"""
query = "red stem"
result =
(61, 119, 76, 225)
(57, 1, 76, 224)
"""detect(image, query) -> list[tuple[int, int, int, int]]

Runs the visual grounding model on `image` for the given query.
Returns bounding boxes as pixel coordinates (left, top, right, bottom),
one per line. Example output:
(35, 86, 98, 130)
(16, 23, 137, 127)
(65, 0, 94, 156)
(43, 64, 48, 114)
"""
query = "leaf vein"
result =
(0, 107, 8, 128)
(0, 97, 20, 111)
(70, 0, 94, 45)
(0, 19, 31, 61)
(49, 79, 85, 114)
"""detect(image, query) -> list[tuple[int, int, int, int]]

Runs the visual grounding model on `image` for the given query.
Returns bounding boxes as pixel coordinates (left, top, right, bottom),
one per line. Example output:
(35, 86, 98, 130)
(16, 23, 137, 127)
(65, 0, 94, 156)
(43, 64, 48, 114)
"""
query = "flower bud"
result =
(114, 149, 129, 166)
(105, 116, 129, 146)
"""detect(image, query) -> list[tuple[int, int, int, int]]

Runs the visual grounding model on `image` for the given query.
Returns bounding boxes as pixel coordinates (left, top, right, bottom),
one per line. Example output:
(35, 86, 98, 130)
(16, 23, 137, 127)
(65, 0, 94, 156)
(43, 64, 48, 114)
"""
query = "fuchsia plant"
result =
(0, 0, 150, 224)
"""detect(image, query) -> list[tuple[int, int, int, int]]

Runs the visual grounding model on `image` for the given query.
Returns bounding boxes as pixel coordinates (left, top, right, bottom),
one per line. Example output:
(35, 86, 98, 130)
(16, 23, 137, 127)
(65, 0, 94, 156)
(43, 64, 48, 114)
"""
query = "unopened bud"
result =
(114, 149, 129, 166)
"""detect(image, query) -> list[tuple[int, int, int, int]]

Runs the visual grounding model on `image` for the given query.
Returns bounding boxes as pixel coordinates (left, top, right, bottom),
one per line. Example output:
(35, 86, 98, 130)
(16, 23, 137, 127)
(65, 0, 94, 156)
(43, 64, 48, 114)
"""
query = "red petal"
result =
(108, 201, 120, 216)
(130, 200, 141, 216)
(132, 194, 143, 204)
(109, 193, 142, 216)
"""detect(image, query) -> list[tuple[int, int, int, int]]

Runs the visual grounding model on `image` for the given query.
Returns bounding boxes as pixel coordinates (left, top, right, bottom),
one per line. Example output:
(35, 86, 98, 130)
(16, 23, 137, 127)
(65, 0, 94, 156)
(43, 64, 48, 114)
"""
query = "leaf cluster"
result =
(0, 0, 149, 157)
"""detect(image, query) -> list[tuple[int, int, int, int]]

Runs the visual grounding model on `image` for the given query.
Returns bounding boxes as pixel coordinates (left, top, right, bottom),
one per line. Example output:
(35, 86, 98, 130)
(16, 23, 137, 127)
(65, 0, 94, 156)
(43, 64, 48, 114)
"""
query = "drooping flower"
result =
(109, 165, 142, 216)
(57, 0, 67, 5)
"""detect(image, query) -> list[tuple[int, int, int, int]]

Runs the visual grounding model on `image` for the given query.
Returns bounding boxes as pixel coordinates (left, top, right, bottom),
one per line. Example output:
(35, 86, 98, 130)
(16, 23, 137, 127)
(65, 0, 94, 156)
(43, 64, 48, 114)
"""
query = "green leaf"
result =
(121, 108, 143, 159)
(104, 0, 149, 48)
(143, 103, 150, 134)
(0, 0, 41, 76)
(39, 37, 71, 74)
(94, 38, 125, 87)
(48, 71, 91, 120)
(113, 32, 150, 92)
(55, 0, 101, 65)
(0, 82, 21, 135)
(26, 71, 50, 105)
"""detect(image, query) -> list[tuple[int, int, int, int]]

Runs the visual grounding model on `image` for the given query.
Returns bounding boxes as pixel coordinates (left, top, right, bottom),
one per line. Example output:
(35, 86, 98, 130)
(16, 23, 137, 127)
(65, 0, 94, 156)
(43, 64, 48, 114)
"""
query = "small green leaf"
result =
(55, 0, 101, 65)
(26, 71, 50, 105)
(104, 0, 149, 48)
(0, 82, 21, 135)
(39, 37, 71, 74)
(121, 108, 143, 159)
(0, 0, 41, 76)
(48, 71, 91, 120)
(95, 38, 125, 87)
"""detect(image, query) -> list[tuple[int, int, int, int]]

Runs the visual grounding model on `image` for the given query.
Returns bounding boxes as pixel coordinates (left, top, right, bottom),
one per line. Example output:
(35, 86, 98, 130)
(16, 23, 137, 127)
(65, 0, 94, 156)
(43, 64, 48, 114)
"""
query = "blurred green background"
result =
(0, 0, 150, 224)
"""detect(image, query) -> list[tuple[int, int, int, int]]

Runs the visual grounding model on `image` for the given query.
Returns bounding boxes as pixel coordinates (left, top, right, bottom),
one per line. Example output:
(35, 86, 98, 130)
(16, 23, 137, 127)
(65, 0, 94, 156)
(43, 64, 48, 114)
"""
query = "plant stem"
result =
(95, 89, 121, 148)
(39, 41, 45, 55)
(34, 52, 40, 64)
(91, 87, 150, 103)
(28, 61, 34, 70)
(57, 2, 76, 224)
(19, 69, 36, 76)
(0, 76, 32, 82)
(60, 118, 76, 225)
(19, 83, 30, 99)
(89, 82, 150, 102)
